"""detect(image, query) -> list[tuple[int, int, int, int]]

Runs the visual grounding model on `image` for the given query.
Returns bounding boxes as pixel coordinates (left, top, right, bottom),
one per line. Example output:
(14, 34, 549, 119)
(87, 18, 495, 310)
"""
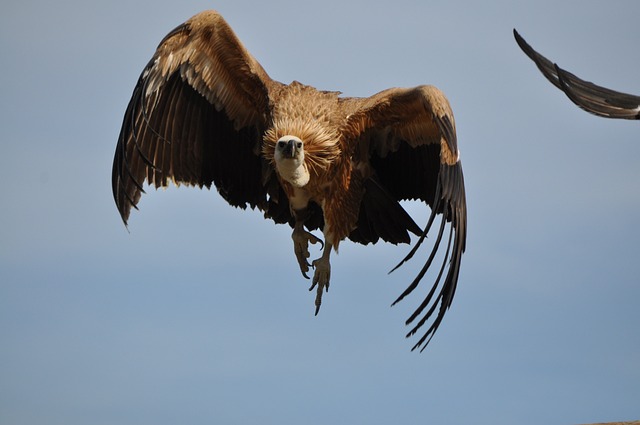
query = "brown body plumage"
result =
(113, 10, 467, 351)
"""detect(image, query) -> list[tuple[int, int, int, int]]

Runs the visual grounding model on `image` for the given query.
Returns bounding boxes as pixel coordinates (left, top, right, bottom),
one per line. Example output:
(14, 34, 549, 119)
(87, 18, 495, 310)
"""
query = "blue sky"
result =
(1, 1, 639, 424)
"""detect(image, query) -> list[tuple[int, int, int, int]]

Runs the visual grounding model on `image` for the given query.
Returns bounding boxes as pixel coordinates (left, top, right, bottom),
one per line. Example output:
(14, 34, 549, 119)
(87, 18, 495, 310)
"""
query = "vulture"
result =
(514, 29, 640, 120)
(112, 10, 467, 351)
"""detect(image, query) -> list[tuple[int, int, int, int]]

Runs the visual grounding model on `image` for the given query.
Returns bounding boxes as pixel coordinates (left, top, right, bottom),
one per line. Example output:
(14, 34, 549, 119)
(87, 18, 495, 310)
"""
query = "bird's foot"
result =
(309, 252, 331, 315)
(292, 226, 324, 279)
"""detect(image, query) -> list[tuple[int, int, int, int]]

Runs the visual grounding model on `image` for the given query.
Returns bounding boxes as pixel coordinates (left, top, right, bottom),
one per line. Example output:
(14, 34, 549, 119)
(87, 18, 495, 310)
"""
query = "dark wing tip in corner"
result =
(555, 64, 640, 120)
(513, 29, 562, 90)
(515, 29, 640, 120)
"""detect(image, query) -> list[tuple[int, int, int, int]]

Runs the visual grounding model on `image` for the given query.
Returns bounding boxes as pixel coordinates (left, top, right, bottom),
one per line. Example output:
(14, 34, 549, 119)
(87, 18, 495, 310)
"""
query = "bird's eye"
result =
(278, 141, 286, 148)
(296, 142, 302, 149)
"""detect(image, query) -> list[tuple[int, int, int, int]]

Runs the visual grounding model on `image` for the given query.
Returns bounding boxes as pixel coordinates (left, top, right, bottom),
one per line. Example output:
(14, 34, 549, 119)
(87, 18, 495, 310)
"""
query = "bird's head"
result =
(273, 135, 310, 187)
(275, 136, 304, 160)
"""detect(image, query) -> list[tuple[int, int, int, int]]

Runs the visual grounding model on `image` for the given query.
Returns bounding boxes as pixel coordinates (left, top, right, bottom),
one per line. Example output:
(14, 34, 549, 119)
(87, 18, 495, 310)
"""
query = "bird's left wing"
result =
(344, 86, 467, 351)
(514, 29, 640, 120)
(113, 10, 286, 226)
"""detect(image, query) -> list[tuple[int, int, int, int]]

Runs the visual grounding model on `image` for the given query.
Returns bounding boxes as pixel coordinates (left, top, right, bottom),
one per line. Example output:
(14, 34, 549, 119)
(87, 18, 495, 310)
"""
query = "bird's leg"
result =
(309, 241, 332, 315)
(291, 215, 324, 279)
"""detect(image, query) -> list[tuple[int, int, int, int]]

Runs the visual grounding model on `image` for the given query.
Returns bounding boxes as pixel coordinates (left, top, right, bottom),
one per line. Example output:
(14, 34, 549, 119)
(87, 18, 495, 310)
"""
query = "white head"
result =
(274, 135, 310, 187)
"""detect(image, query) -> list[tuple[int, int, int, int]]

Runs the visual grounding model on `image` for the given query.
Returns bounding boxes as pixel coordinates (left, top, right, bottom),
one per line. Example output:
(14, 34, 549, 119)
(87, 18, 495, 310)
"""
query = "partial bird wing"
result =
(113, 10, 287, 225)
(344, 86, 467, 351)
(514, 29, 640, 120)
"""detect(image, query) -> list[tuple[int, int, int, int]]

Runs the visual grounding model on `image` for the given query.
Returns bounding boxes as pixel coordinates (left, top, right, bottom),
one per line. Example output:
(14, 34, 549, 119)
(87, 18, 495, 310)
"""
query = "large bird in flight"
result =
(112, 10, 467, 351)
(514, 29, 640, 120)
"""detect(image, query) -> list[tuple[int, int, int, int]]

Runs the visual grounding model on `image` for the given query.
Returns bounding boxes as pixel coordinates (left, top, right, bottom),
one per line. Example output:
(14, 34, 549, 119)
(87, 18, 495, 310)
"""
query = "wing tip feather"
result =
(391, 161, 466, 352)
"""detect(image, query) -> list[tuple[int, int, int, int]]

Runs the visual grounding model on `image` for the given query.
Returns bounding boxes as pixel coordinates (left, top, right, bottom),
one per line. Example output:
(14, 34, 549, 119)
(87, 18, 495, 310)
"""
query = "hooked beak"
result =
(283, 140, 296, 158)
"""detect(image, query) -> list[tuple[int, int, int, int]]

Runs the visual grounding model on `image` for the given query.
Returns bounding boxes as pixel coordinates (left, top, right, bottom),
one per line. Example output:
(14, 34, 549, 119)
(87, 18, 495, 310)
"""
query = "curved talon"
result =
(315, 236, 325, 251)
(309, 255, 331, 315)
(309, 280, 324, 315)
(303, 231, 324, 250)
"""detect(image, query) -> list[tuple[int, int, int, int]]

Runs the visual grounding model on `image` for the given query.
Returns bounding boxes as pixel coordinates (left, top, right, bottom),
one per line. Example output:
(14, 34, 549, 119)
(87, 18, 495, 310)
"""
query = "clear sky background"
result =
(1, 1, 639, 424)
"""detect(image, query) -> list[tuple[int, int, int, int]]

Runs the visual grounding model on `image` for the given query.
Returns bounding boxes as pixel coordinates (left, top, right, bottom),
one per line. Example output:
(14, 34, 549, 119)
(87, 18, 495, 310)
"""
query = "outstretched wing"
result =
(113, 10, 288, 225)
(345, 86, 467, 351)
(514, 29, 640, 120)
